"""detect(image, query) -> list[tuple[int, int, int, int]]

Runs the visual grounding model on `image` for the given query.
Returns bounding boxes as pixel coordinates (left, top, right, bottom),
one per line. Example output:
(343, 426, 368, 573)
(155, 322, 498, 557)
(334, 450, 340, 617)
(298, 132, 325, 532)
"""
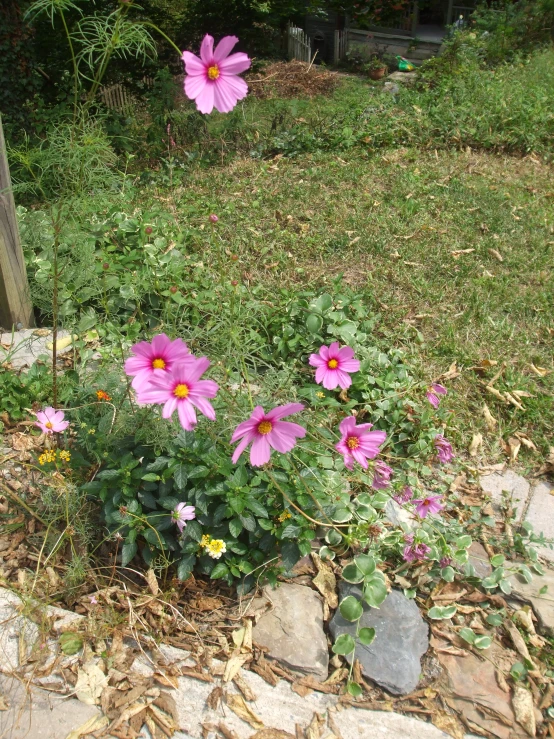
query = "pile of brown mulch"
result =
(246, 60, 340, 99)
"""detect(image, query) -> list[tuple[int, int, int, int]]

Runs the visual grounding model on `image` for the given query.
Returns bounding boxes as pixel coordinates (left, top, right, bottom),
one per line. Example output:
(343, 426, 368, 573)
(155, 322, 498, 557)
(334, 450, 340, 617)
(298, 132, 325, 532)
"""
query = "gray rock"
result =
(508, 568, 554, 635)
(385, 499, 415, 531)
(479, 470, 530, 522)
(0, 674, 100, 739)
(0, 328, 73, 370)
(337, 708, 452, 739)
(251, 583, 328, 680)
(387, 70, 418, 85)
(329, 585, 428, 695)
(524, 481, 554, 562)
(468, 541, 492, 579)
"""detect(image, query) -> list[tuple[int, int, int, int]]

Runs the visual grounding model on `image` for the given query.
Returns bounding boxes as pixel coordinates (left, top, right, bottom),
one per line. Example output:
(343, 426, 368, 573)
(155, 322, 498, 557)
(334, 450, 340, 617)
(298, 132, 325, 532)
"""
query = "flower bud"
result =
(170, 286, 178, 294)
(209, 214, 218, 223)
(231, 280, 238, 286)
(145, 226, 153, 235)
(102, 262, 109, 270)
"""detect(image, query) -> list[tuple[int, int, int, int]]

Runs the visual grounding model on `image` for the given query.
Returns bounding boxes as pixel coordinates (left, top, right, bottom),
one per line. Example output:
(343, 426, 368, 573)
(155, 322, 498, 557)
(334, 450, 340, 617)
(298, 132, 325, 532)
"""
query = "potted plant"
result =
(366, 55, 388, 80)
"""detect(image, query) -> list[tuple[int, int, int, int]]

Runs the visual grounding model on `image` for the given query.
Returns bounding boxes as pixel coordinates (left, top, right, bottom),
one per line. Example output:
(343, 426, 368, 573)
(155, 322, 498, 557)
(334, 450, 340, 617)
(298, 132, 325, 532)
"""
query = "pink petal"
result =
(315, 365, 329, 385)
(250, 436, 271, 466)
(151, 333, 170, 356)
(272, 419, 306, 439)
(218, 52, 251, 75)
(185, 73, 207, 101)
(266, 403, 304, 421)
(318, 345, 329, 361)
(182, 51, 205, 75)
(194, 83, 215, 114)
(56, 420, 69, 431)
(213, 78, 242, 113)
(339, 416, 356, 435)
(129, 341, 153, 358)
(432, 384, 447, 395)
(125, 355, 149, 374)
(136, 387, 170, 405)
(131, 372, 156, 392)
(213, 35, 239, 61)
(231, 418, 259, 443)
(336, 345, 355, 360)
(232, 433, 253, 463)
(339, 358, 360, 373)
(162, 397, 178, 418)
(199, 34, 215, 64)
(177, 401, 197, 430)
(190, 379, 218, 398)
(321, 368, 340, 390)
(186, 356, 211, 382)
(335, 370, 352, 390)
(52, 410, 65, 423)
(328, 342, 340, 357)
(35, 412, 48, 424)
(190, 395, 216, 421)
(309, 353, 325, 367)
(343, 455, 354, 470)
(352, 449, 369, 468)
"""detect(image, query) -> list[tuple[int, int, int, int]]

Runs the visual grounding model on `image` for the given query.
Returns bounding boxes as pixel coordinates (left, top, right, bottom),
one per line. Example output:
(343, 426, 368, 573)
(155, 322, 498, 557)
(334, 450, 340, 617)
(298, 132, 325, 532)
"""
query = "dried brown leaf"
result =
(469, 433, 483, 457)
(488, 248, 503, 262)
(431, 711, 465, 739)
(145, 569, 159, 596)
(483, 404, 497, 431)
(440, 361, 460, 381)
(223, 653, 251, 683)
(75, 662, 108, 705)
(311, 554, 338, 609)
(250, 731, 296, 739)
(529, 363, 551, 377)
(514, 432, 537, 451)
(512, 685, 536, 737)
(225, 694, 264, 729)
(305, 712, 325, 739)
(507, 437, 521, 463)
(219, 722, 241, 739)
(233, 672, 257, 701)
(206, 686, 223, 710)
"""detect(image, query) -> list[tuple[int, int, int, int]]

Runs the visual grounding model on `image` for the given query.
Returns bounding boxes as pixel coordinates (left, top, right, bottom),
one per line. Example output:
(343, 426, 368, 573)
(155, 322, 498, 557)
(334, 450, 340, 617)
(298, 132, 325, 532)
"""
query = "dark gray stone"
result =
(329, 585, 428, 695)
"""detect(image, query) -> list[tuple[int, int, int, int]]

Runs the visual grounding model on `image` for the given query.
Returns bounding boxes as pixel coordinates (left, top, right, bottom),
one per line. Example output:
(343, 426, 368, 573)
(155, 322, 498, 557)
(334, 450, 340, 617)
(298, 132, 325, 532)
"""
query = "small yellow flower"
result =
(278, 510, 292, 522)
(38, 450, 57, 465)
(59, 450, 71, 462)
(316, 391, 325, 399)
(206, 539, 226, 559)
(200, 534, 211, 548)
(88, 429, 96, 435)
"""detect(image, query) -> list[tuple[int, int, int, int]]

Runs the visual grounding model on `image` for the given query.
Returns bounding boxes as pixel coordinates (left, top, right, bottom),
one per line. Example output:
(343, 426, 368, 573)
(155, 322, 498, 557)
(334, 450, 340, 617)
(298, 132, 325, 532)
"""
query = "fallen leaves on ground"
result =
(246, 61, 339, 100)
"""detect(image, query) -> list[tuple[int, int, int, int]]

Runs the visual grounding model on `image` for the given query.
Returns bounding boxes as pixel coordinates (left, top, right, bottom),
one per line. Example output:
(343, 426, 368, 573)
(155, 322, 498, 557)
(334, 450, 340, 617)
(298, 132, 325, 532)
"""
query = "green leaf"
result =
(490, 554, 505, 567)
(306, 313, 323, 333)
(141, 473, 160, 482)
(342, 563, 365, 584)
(325, 529, 343, 546)
(510, 662, 527, 681)
(281, 541, 300, 571)
(428, 605, 457, 620)
(210, 563, 230, 580)
(319, 546, 336, 561)
(339, 595, 363, 622)
(332, 633, 356, 656)
(238, 513, 256, 532)
(459, 627, 475, 644)
(486, 613, 504, 626)
(363, 577, 388, 608)
(498, 578, 512, 595)
(441, 566, 455, 582)
(174, 464, 188, 490)
(332, 508, 352, 523)
(347, 681, 363, 697)
(456, 535, 472, 549)
(313, 293, 333, 313)
(474, 635, 492, 650)
(177, 554, 196, 581)
(183, 519, 202, 542)
(59, 632, 83, 655)
(281, 524, 302, 539)
(229, 518, 243, 538)
(354, 554, 376, 576)
(358, 627, 376, 646)
(121, 541, 137, 567)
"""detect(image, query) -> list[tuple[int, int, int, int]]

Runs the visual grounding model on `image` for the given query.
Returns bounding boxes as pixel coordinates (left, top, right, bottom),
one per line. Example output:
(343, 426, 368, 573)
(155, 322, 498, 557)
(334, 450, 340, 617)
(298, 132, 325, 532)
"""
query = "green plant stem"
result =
(138, 21, 183, 57)
(60, 9, 80, 121)
(265, 470, 348, 530)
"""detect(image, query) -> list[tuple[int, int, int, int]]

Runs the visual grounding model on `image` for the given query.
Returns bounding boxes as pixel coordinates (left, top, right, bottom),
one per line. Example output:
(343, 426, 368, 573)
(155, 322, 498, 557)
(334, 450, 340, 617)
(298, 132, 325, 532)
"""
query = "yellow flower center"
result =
(45, 422, 53, 429)
(152, 358, 166, 369)
(174, 383, 190, 398)
(208, 539, 225, 553)
(328, 358, 339, 369)
(257, 420, 273, 435)
(346, 436, 359, 450)
(207, 65, 220, 80)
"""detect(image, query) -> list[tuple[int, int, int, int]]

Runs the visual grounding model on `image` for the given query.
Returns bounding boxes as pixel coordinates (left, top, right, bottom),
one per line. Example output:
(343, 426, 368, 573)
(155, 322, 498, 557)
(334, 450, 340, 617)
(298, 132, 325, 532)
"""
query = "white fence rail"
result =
(287, 24, 311, 62)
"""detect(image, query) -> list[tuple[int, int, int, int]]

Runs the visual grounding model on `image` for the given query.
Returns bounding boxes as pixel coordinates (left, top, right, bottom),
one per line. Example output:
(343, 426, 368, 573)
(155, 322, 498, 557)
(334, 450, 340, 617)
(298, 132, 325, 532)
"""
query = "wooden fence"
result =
(287, 24, 311, 63)
(333, 30, 348, 64)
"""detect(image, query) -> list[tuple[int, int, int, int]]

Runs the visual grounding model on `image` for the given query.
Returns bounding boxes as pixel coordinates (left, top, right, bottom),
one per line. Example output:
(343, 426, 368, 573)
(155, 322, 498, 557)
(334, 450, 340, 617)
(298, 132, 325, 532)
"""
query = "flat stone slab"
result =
(508, 568, 554, 635)
(479, 470, 530, 522)
(329, 585, 428, 695)
(0, 328, 73, 370)
(251, 583, 329, 680)
(0, 674, 100, 739)
(524, 480, 554, 562)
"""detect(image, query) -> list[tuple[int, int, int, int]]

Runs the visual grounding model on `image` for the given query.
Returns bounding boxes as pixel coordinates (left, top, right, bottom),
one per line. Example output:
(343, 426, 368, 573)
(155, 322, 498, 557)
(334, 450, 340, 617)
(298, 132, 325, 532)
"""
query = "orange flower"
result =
(96, 390, 111, 401)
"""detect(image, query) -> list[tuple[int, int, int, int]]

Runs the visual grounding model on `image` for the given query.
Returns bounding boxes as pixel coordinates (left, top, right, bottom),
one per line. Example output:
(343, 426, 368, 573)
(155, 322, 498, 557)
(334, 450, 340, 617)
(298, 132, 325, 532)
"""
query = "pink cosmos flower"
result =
(136, 358, 218, 431)
(434, 434, 454, 464)
(172, 502, 196, 533)
(182, 35, 251, 114)
(309, 342, 360, 390)
(124, 333, 192, 393)
(231, 403, 306, 467)
(335, 416, 386, 470)
(393, 486, 413, 505)
(35, 407, 69, 434)
(413, 494, 444, 519)
(372, 460, 393, 489)
(426, 383, 447, 409)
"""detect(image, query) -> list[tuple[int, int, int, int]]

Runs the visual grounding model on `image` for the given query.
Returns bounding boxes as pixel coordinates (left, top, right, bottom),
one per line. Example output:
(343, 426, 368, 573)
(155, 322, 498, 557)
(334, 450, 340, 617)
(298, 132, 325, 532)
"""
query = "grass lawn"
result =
(154, 146, 553, 461)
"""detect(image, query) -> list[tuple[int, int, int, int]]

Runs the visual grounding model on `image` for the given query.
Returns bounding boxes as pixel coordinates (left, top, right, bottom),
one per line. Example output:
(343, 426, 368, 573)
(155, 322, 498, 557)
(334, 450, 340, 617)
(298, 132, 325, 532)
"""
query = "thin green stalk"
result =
(60, 9, 80, 121)
(138, 21, 183, 57)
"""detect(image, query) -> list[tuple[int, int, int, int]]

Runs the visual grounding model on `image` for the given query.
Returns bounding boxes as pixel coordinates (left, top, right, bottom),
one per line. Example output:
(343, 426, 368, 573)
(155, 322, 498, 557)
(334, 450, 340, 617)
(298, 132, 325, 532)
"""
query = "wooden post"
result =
(0, 114, 34, 330)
